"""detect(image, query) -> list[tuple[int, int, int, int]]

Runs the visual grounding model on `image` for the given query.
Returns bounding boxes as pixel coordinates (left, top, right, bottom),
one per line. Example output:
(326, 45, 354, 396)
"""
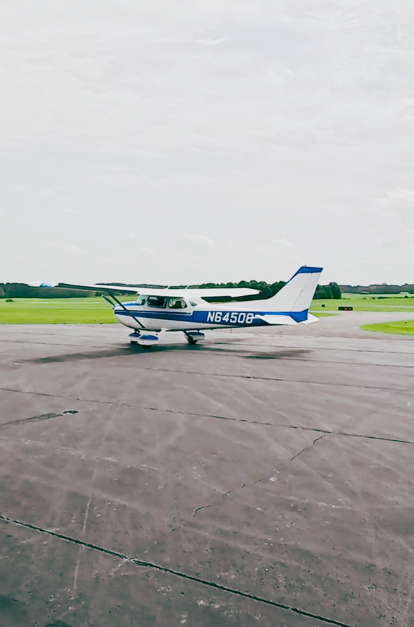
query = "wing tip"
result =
(28, 281, 58, 288)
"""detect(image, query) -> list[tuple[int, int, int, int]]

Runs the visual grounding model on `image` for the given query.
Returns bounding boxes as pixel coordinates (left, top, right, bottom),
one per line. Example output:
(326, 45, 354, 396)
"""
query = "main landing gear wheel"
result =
(184, 331, 205, 345)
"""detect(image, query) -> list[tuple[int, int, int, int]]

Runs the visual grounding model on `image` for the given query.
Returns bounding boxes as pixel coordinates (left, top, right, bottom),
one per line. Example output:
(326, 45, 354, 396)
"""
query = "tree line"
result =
(0, 284, 94, 299)
(340, 283, 414, 295)
(0, 281, 342, 300)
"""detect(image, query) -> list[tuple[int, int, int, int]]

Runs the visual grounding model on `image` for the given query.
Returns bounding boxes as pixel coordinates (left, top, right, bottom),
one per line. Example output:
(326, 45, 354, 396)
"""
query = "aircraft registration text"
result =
(206, 311, 255, 324)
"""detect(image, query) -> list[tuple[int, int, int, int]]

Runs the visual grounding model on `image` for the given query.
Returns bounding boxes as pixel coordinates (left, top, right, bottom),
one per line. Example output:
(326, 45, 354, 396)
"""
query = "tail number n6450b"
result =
(207, 311, 255, 324)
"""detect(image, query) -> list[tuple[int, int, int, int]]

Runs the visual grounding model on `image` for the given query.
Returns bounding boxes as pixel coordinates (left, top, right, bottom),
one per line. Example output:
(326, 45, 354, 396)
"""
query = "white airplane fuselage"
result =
(113, 298, 308, 332)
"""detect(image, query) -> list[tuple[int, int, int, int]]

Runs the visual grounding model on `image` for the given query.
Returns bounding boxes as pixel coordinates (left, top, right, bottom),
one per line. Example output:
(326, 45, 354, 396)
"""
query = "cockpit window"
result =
(147, 296, 167, 308)
(136, 295, 147, 306)
(168, 298, 187, 310)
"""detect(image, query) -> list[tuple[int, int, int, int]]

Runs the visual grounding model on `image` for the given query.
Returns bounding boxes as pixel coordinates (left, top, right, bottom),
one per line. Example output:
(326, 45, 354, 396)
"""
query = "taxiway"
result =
(1, 314, 413, 626)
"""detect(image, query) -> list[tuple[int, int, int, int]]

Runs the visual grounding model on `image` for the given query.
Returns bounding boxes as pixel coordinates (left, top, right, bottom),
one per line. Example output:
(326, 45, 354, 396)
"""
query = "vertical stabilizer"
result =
(257, 266, 323, 313)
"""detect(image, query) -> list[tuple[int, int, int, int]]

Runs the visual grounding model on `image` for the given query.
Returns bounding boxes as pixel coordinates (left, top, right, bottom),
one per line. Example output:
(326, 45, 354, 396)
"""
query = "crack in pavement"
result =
(0, 513, 354, 627)
(1, 387, 413, 446)
(290, 434, 326, 461)
(193, 504, 211, 517)
(0, 410, 79, 429)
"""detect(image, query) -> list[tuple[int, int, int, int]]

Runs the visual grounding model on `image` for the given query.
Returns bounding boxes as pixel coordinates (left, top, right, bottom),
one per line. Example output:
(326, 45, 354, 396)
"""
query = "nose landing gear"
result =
(129, 331, 159, 348)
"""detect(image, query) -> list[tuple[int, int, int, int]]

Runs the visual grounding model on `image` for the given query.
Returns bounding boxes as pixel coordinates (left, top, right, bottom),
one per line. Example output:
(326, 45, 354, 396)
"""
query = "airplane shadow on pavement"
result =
(24, 344, 311, 363)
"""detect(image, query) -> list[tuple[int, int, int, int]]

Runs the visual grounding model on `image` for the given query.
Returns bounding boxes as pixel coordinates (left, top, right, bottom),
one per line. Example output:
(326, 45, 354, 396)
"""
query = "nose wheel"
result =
(129, 331, 159, 348)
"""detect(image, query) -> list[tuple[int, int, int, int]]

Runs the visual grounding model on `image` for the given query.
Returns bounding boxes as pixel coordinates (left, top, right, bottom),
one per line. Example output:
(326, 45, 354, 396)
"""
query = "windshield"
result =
(136, 295, 147, 306)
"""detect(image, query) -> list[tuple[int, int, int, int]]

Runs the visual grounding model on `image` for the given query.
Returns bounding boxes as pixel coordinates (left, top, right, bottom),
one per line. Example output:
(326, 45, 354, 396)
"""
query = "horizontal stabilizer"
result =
(256, 315, 299, 326)
(301, 313, 320, 325)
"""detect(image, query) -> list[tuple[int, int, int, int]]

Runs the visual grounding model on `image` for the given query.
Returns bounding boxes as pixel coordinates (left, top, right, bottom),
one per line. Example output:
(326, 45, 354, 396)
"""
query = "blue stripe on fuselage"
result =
(113, 308, 309, 325)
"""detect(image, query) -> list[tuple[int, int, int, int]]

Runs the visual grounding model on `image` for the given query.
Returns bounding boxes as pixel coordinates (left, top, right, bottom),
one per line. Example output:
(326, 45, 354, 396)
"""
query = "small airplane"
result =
(29, 266, 323, 348)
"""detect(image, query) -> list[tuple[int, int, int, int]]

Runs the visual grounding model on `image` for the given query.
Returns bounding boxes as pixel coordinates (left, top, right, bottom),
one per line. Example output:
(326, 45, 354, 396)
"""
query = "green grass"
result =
(311, 294, 414, 313)
(361, 320, 414, 336)
(0, 298, 116, 324)
(1, 293, 413, 324)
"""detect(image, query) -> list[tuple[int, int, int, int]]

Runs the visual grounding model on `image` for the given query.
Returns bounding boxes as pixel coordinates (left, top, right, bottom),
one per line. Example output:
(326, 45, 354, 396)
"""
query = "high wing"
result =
(137, 287, 260, 298)
(27, 281, 260, 299)
(29, 281, 140, 294)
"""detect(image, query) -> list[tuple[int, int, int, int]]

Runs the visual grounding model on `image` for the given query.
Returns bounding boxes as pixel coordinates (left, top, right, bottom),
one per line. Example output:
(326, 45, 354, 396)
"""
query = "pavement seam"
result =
(3, 361, 414, 391)
(1, 387, 413, 446)
(124, 367, 414, 392)
(0, 513, 354, 627)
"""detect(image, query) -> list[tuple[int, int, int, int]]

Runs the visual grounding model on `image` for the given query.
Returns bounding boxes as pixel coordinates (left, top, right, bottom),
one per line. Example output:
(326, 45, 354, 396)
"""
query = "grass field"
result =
(361, 320, 414, 336)
(311, 293, 414, 313)
(0, 298, 116, 324)
(0, 294, 413, 325)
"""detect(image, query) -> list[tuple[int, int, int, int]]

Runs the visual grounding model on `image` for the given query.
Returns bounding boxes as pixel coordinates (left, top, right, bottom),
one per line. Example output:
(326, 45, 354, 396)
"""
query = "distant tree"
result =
(270, 281, 286, 295)
(315, 285, 331, 299)
(329, 282, 342, 299)
(259, 286, 273, 299)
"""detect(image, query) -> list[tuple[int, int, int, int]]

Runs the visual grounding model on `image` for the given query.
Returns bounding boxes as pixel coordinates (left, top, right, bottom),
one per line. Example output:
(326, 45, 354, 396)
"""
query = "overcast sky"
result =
(1, 0, 414, 286)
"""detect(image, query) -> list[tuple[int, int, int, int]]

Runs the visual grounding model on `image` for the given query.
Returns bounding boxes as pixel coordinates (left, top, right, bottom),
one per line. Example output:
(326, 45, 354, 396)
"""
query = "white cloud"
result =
(92, 173, 157, 188)
(140, 246, 156, 257)
(125, 232, 136, 240)
(270, 238, 296, 251)
(375, 188, 414, 224)
(182, 233, 215, 248)
(258, 238, 297, 258)
(193, 38, 226, 46)
(44, 241, 88, 258)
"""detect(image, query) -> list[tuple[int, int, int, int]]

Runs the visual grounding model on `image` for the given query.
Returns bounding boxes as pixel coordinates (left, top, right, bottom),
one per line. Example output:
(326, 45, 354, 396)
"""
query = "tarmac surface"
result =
(1, 313, 414, 626)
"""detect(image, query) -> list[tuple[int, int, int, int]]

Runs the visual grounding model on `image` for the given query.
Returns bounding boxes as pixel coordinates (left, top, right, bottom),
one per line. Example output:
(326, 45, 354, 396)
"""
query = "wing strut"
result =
(103, 294, 146, 330)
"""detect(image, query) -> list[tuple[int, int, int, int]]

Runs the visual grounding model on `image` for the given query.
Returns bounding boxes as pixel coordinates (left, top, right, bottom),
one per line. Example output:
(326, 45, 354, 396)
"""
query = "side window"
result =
(190, 300, 198, 307)
(147, 296, 166, 308)
(168, 298, 187, 310)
